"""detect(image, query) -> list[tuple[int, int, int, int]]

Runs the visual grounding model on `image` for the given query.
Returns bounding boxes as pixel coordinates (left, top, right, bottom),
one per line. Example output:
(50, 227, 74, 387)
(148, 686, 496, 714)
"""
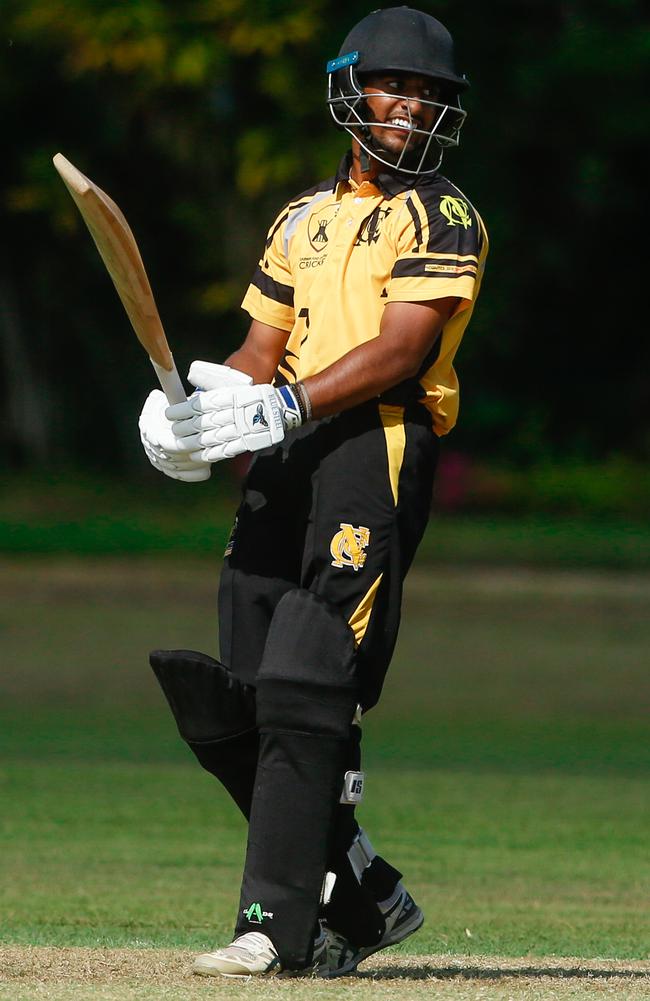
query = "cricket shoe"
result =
(193, 928, 328, 979)
(323, 883, 424, 977)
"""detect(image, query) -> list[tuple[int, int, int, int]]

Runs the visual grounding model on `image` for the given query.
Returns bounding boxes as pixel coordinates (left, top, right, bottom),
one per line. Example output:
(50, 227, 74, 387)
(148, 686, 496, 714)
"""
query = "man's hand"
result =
(139, 389, 211, 482)
(187, 360, 253, 393)
(138, 361, 254, 481)
(167, 383, 304, 462)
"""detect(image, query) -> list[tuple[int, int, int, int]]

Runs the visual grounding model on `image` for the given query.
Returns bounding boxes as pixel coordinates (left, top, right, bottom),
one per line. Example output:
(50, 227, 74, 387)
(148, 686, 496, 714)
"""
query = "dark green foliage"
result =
(1, 0, 648, 470)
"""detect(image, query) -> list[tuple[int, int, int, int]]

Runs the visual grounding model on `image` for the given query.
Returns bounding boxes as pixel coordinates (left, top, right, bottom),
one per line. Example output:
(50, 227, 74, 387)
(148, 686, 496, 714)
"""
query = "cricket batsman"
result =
(138, 6, 488, 978)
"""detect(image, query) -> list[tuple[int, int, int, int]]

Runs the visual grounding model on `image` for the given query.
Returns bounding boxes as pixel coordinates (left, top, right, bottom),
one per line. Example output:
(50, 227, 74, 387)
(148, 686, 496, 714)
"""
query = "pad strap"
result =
(347, 829, 376, 882)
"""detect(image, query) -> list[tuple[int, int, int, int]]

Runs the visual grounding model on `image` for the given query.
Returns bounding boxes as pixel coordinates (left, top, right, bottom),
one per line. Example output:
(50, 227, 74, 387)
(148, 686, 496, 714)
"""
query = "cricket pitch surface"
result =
(1, 947, 649, 1000)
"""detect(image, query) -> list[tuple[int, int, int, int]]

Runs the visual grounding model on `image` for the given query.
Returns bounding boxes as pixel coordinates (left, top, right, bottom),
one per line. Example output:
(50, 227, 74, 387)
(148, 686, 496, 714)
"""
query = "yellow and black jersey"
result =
(241, 152, 488, 435)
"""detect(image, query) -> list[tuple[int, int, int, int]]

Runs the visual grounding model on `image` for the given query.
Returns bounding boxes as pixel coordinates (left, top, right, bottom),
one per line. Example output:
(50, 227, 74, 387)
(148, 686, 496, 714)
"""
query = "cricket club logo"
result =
(307, 203, 339, 252)
(252, 403, 268, 428)
(355, 206, 392, 246)
(330, 523, 371, 571)
(439, 195, 473, 229)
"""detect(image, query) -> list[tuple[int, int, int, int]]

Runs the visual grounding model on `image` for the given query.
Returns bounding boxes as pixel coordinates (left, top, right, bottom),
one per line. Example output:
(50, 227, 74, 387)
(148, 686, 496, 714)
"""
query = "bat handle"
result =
(150, 357, 187, 405)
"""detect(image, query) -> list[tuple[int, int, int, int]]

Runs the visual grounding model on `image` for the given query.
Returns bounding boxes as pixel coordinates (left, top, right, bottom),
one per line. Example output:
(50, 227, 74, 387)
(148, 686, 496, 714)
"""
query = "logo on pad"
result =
(243, 902, 274, 923)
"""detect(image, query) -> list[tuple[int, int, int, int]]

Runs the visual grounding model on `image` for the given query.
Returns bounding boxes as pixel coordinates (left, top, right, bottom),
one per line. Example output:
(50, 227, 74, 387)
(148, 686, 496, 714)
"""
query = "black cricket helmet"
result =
(327, 7, 469, 175)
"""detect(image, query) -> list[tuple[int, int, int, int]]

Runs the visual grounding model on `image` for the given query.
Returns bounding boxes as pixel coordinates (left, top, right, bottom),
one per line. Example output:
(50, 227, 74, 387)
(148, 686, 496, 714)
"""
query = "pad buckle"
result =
(340, 770, 365, 804)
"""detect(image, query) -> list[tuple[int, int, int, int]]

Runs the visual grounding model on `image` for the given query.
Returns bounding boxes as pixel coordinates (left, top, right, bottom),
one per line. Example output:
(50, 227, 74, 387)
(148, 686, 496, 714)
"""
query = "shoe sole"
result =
(326, 905, 424, 978)
(193, 951, 325, 979)
(194, 968, 255, 979)
(193, 956, 281, 978)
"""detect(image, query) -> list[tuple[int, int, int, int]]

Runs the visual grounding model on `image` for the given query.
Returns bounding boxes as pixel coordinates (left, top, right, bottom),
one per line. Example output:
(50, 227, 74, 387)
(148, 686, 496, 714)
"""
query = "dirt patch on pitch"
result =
(1, 947, 649, 1000)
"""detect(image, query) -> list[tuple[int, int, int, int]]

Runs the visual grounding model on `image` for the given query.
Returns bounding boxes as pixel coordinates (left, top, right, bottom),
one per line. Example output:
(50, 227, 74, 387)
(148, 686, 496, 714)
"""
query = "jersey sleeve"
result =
(386, 188, 486, 306)
(241, 206, 295, 331)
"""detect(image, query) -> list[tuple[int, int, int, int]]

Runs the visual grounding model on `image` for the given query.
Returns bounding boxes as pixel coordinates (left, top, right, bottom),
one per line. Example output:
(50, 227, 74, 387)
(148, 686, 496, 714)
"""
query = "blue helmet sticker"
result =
(326, 51, 359, 74)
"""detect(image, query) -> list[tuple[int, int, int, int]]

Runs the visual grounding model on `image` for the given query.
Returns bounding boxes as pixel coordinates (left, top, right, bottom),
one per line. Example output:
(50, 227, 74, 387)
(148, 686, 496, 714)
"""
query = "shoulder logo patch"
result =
(330, 523, 370, 571)
(440, 195, 472, 229)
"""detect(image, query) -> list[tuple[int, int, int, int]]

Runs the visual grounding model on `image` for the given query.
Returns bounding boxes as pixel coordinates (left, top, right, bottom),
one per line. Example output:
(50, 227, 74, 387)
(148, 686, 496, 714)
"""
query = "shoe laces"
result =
(229, 931, 276, 956)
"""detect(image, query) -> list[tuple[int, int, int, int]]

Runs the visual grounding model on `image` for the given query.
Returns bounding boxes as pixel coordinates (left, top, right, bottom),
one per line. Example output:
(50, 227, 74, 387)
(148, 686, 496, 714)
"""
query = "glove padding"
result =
(167, 383, 302, 462)
(139, 389, 210, 481)
(138, 361, 254, 482)
(187, 360, 253, 392)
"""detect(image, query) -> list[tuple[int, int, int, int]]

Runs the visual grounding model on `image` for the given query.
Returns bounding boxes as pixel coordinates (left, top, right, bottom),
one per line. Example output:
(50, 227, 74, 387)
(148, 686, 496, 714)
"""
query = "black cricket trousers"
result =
(218, 398, 438, 710)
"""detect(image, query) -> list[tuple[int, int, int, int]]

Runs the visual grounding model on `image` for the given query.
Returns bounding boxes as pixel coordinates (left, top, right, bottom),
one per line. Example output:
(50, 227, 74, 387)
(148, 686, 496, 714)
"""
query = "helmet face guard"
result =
(327, 64, 466, 175)
(327, 8, 469, 176)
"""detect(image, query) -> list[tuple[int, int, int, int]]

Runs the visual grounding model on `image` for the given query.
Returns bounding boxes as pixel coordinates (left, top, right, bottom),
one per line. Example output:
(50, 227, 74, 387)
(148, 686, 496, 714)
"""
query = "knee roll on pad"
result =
(150, 649, 256, 742)
(255, 590, 359, 737)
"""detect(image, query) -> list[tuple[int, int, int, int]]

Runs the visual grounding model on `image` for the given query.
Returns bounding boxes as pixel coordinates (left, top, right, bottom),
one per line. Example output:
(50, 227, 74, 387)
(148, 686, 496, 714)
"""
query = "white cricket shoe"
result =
(193, 932, 281, 978)
(193, 927, 328, 979)
(324, 883, 424, 977)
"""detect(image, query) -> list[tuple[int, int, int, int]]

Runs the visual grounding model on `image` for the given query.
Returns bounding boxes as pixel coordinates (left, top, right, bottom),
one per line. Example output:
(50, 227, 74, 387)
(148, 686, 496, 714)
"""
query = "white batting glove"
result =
(139, 389, 211, 481)
(187, 360, 253, 392)
(138, 363, 254, 482)
(166, 383, 304, 462)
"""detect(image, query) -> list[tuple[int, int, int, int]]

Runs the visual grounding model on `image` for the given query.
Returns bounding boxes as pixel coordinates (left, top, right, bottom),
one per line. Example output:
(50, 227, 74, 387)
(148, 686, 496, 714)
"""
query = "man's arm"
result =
(226, 299, 457, 412)
(167, 297, 458, 462)
(225, 320, 290, 384)
(303, 297, 458, 418)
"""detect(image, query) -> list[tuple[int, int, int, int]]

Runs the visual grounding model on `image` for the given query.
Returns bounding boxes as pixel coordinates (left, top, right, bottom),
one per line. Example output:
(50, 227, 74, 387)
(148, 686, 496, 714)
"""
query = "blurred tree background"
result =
(1, 0, 649, 516)
(3, 9, 649, 973)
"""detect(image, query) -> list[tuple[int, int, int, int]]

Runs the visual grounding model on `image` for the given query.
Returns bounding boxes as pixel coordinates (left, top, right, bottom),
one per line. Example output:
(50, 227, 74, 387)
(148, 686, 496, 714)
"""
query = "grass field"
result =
(1, 554, 649, 999)
(2, 470, 650, 569)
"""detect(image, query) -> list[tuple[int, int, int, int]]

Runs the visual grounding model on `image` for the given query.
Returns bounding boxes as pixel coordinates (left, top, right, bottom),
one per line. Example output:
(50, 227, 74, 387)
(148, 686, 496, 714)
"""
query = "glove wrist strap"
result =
(276, 385, 302, 430)
(276, 382, 313, 429)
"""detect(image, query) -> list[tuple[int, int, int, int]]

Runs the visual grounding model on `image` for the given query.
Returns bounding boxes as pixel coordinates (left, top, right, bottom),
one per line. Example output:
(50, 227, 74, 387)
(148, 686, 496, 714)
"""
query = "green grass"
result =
(0, 759, 648, 959)
(0, 557, 648, 966)
(1, 471, 650, 568)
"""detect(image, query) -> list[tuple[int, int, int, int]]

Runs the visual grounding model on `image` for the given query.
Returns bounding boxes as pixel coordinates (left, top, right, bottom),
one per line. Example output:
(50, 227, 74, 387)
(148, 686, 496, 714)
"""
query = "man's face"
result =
(361, 73, 443, 155)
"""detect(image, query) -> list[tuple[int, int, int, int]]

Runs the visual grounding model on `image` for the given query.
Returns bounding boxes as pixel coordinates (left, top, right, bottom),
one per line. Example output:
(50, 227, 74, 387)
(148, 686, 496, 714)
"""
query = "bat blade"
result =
(53, 153, 186, 404)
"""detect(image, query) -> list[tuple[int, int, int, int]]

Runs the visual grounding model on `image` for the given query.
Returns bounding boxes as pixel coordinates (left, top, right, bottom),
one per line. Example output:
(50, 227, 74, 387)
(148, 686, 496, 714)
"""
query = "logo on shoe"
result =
(243, 901, 274, 924)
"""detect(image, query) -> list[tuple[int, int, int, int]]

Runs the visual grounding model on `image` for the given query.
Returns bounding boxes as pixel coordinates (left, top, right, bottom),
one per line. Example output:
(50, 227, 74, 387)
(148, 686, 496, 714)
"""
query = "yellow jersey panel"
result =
(241, 155, 488, 434)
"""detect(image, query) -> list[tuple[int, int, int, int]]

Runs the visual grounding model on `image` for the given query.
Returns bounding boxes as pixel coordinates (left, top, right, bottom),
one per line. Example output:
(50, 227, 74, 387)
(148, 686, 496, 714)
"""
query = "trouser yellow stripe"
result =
(348, 573, 384, 646)
(379, 404, 406, 506)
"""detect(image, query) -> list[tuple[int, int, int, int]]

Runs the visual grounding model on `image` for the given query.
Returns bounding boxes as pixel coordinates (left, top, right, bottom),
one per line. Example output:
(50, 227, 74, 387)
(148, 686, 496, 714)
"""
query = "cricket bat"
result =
(53, 153, 186, 404)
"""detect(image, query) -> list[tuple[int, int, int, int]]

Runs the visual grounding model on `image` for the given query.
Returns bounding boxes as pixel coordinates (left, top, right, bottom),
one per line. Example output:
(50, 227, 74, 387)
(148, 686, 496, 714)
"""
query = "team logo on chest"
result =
(439, 195, 472, 229)
(354, 206, 391, 246)
(330, 523, 371, 571)
(307, 203, 339, 252)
